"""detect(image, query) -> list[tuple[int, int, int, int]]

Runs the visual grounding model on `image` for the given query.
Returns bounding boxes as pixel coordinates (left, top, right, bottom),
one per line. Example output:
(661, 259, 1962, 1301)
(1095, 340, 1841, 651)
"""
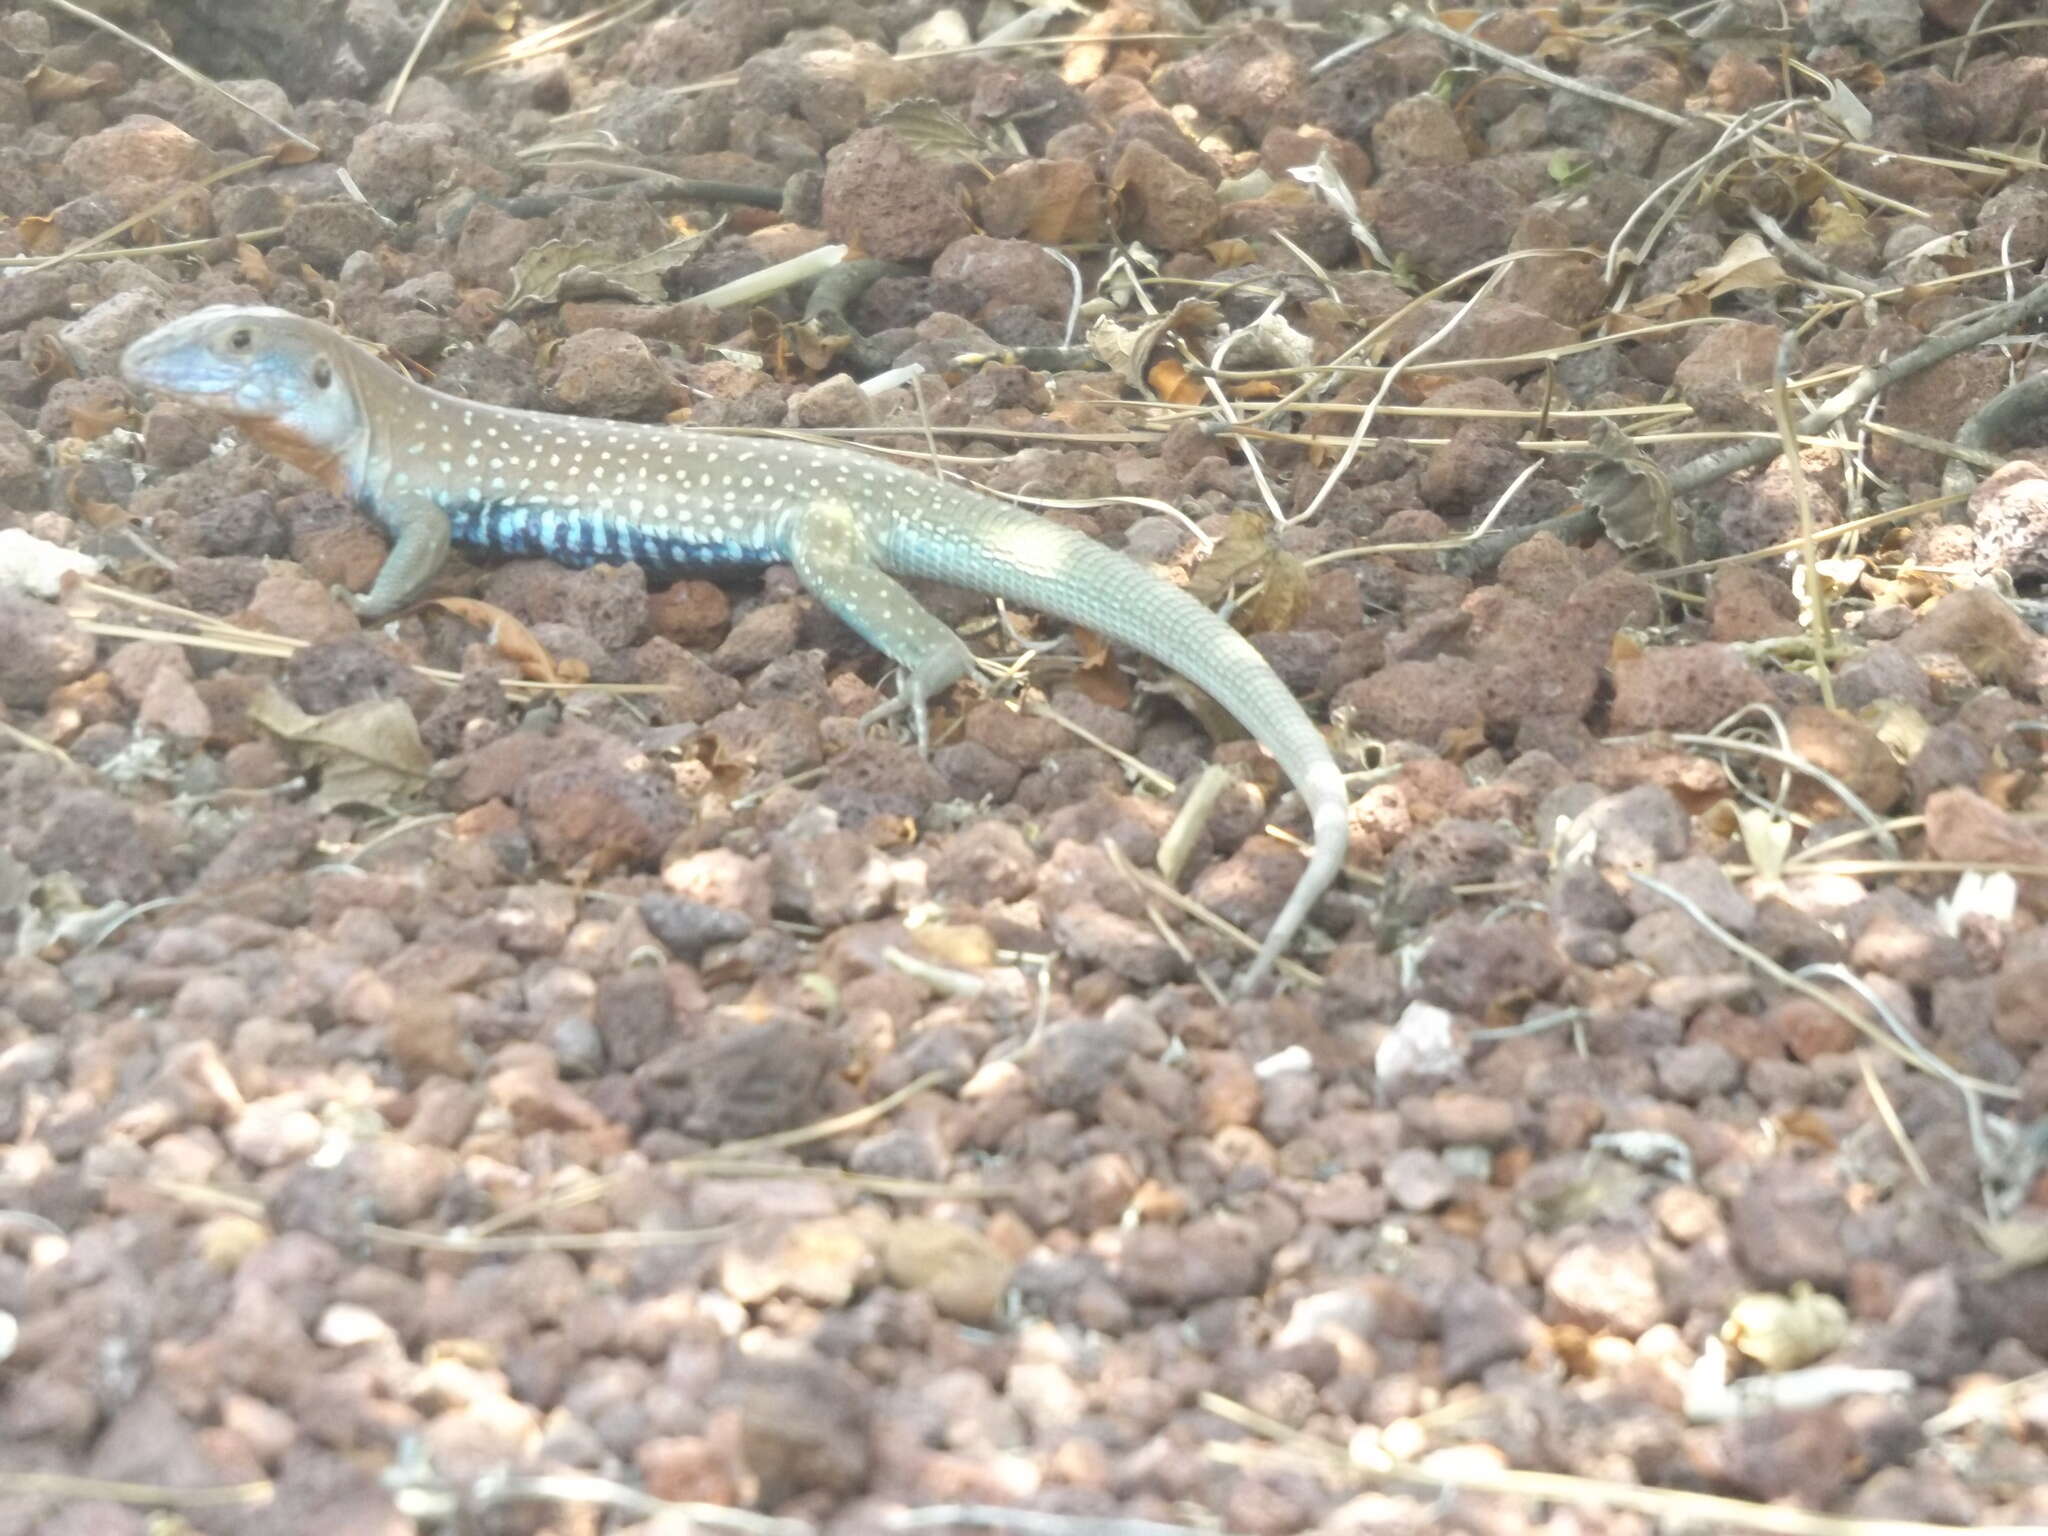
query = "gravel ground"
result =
(4, 0, 2048, 1532)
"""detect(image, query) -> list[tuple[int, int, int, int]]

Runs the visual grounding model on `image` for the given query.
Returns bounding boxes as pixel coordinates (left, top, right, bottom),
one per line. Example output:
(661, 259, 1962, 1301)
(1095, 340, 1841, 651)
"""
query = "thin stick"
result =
(30, 154, 275, 275)
(1770, 334, 1835, 710)
(1203, 1393, 2047, 1536)
(35, 0, 318, 157)
(1390, 2, 1689, 130)
(0, 1471, 271, 1508)
(383, 0, 460, 114)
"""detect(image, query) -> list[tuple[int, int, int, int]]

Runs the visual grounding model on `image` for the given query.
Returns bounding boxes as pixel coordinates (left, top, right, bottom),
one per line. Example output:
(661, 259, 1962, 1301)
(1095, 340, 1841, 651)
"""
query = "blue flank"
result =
(444, 500, 775, 572)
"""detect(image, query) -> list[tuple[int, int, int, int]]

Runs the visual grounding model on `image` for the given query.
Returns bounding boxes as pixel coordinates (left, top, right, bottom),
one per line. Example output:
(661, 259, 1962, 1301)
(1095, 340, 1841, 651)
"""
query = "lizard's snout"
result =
(119, 323, 183, 394)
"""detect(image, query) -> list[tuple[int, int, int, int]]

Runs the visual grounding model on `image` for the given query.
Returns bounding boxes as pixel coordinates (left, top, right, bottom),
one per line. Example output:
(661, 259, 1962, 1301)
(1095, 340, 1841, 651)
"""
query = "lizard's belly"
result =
(444, 500, 777, 572)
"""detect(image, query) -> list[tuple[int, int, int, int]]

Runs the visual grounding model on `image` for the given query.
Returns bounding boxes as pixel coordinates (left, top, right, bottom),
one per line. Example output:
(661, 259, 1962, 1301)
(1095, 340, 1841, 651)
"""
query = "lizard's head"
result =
(121, 305, 371, 456)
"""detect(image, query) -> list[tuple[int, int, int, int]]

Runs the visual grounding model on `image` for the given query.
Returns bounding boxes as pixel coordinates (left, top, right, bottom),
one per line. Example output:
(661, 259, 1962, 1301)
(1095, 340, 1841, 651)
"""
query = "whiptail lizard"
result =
(121, 305, 1349, 992)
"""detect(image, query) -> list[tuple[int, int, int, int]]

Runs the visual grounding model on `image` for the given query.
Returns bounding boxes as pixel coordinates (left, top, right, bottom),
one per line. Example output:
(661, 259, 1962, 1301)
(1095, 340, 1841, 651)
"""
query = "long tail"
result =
(881, 496, 1348, 990)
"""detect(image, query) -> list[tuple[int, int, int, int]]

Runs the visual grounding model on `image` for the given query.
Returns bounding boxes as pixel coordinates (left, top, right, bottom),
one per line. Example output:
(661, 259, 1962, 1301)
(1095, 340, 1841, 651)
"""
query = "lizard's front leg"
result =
(350, 492, 452, 618)
(786, 497, 977, 754)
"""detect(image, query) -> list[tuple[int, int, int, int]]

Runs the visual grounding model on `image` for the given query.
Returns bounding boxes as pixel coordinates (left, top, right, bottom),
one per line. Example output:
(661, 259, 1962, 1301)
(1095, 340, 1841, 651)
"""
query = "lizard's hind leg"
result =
(789, 498, 978, 755)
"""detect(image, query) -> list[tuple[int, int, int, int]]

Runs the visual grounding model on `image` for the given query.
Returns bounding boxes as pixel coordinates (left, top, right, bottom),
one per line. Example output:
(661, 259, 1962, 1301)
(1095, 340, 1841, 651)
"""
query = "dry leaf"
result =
(24, 61, 116, 103)
(870, 98, 1001, 167)
(1974, 1220, 2048, 1277)
(1808, 198, 1868, 252)
(65, 395, 129, 441)
(507, 222, 725, 311)
(1709, 158, 1828, 223)
(1810, 72, 1874, 142)
(235, 241, 274, 287)
(1085, 298, 1221, 393)
(1145, 357, 1203, 406)
(1576, 418, 1685, 561)
(779, 315, 852, 375)
(456, 0, 520, 32)
(1186, 510, 1276, 607)
(246, 685, 431, 811)
(1070, 625, 1113, 674)
(908, 922, 999, 970)
(15, 216, 59, 256)
(1221, 309, 1316, 375)
(1697, 232, 1794, 297)
(1246, 548, 1308, 634)
(1735, 805, 1793, 881)
(1725, 1283, 1850, 1371)
(1640, 232, 1795, 322)
(1860, 697, 1929, 762)
(1059, 2, 1153, 86)
(431, 597, 560, 682)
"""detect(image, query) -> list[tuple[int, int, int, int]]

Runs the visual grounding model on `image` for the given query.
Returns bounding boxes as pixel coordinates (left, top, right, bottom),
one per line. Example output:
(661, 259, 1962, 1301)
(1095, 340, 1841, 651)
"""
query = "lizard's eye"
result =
(312, 360, 333, 389)
(228, 328, 252, 351)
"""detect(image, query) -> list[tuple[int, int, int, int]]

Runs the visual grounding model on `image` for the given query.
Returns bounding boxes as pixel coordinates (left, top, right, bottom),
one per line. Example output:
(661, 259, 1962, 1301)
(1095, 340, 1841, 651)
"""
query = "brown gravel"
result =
(3, 1, 2048, 1534)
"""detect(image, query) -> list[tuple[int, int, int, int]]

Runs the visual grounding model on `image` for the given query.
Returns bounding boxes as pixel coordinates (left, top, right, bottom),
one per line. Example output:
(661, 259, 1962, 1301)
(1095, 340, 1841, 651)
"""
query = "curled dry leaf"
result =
(64, 395, 130, 441)
(1575, 418, 1685, 563)
(24, 60, 117, 103)
(1630, 233, 1792, 322)
(1724, 1283, 1849, 1372)
(1059, 0, 1164, 86)
(432, 597, 560, 682)
(1144, 357, 1203, 406)
(1222, 309, 1317, 375)
(1086, 297, 1221, 394)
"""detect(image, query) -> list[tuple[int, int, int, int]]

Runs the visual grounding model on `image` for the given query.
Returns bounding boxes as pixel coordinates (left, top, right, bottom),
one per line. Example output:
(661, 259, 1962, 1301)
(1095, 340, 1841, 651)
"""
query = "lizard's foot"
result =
(856, 672, 935, 755)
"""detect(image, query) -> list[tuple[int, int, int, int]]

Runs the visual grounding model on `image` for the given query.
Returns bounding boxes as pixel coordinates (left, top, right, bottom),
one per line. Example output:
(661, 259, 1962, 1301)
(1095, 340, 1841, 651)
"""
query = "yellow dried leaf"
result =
(16, 216, 59, 256)
(1808, 199, 1868, 250)
(909, 922, 999, 970)
(1246, 548, 1309, 634)
(1724, 1283, 1848, 1371)
(235, 241, 274, 287)
(1145, 356, 1203, 406)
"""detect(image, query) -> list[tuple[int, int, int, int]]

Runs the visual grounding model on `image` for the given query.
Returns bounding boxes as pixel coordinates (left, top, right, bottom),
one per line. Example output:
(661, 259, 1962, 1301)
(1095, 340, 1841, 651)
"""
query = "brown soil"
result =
(3, 1, 2048, 1532)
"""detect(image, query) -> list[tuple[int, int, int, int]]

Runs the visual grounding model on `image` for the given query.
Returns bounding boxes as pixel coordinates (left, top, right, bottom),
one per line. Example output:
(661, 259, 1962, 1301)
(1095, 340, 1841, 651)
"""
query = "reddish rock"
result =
(1334, 657, 1485, 750)
(823, 127, 975, 262)
(1108, 138, 1220, 252)
(1608, 643, 1773, 734)
(1968, 459, 2048, 582)
(1371, 94, 1470, 171)
(0, 590, 96, 707)
(1706, 566, 1800, 642)
(1925, 787, 2048, 914)
(546, 327, 675, 420)
(1543, 1234, 1665, 1336)
(1777, 703, 1905, 817)
(1897, 585, 2035, 688)
(1675, 320, 1784, 428)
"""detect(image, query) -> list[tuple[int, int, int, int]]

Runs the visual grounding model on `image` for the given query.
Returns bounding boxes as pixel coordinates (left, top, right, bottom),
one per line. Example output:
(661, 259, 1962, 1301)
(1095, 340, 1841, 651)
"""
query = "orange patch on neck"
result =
(238, 416, 345, 495)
